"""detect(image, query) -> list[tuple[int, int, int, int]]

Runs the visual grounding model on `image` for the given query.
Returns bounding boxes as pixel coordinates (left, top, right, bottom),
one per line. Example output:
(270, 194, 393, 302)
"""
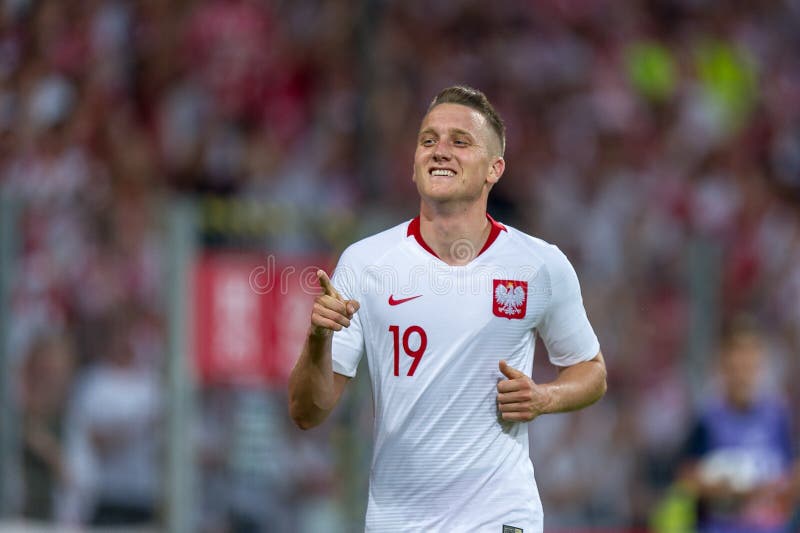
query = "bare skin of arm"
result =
(496, 352, 607, 422)
(288, 271, 359, 430)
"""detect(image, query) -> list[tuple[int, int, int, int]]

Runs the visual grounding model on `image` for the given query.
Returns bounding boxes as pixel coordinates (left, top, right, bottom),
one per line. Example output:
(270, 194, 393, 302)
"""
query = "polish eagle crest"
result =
(492, 279, 528, 319)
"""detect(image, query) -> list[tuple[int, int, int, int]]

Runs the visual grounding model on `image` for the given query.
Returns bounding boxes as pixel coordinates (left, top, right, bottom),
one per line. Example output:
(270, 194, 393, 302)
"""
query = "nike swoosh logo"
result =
(388, 294, 422, 306)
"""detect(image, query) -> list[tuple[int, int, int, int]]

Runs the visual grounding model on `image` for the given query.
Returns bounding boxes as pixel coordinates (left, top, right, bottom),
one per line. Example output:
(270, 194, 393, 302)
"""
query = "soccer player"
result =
(288, 86, 607, 532)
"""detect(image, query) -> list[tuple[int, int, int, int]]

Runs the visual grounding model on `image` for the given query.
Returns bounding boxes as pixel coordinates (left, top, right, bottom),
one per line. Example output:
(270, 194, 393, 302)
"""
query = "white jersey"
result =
(331, 215, 600, 533)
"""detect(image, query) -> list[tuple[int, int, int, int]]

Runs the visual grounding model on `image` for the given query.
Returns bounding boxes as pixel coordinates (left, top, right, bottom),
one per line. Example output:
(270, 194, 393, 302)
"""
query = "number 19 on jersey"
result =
(389, 325, 428, 376)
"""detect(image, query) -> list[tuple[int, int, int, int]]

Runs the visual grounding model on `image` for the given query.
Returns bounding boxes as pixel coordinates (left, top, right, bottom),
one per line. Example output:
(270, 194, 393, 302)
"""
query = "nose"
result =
(433, 143, 452, 162)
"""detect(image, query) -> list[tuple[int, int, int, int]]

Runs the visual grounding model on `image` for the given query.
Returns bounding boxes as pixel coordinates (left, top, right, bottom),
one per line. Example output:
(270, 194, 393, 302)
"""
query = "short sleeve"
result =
(330, 248, 366, 377)
(537, 247, 600, 366)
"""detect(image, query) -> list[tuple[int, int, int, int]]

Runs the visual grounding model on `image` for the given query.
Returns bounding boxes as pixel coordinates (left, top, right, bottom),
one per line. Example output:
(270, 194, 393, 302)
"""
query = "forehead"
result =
(419, 103, 489, 136)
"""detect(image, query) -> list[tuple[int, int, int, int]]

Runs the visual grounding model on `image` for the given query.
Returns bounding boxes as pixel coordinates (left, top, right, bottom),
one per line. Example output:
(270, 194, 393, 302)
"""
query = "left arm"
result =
(545, 351, 607, 413)
(499, 245, 606, 422)
(497, 351, 606, 422)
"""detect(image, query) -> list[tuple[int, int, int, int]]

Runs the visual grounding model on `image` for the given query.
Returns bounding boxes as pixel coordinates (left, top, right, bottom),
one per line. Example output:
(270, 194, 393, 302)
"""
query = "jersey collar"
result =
(406, 214, 507, 260)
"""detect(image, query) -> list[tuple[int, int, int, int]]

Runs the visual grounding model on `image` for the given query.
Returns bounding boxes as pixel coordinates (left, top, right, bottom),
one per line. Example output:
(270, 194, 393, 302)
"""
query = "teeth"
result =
(431, 169, 455, 176)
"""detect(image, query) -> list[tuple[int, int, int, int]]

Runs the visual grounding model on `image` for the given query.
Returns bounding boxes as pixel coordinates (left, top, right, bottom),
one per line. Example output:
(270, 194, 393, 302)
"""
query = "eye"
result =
(421, 138, 436, 147)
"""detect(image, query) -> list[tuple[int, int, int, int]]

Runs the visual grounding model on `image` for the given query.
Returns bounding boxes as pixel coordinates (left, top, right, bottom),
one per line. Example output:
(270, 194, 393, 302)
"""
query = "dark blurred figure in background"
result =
(59, 308, 162, 527)
(20, 333, 75, 521)
(677, 319, 796, 533)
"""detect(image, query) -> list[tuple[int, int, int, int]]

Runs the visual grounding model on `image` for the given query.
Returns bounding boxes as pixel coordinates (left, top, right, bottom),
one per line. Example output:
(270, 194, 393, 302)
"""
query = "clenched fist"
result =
(496, 360, 553, 422)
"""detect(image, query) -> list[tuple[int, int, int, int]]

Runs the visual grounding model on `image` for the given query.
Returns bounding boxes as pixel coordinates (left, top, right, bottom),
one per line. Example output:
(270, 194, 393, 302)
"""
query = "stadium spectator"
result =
(19, 333, 75, 521)
(677, 319, 796, 533)
(59, 309, 162, 526)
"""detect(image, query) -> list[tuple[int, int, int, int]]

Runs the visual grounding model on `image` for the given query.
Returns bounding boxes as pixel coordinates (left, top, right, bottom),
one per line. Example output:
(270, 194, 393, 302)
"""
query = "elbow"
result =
(289, 401, 321, 431)
(583, 359, 608, 407)
(596, 366, 608, 401)
(590, 352, 608, 402)
(584, 378, 607, 410)
(293, 417, 316, 431)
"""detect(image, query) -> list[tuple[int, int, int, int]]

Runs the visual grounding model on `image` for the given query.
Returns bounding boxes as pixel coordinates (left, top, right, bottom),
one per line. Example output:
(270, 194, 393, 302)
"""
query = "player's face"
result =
(412, 103, 504, 205)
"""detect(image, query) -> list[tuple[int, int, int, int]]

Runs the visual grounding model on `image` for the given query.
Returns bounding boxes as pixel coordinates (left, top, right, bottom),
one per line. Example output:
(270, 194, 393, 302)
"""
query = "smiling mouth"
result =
(430, 169, 456, 176)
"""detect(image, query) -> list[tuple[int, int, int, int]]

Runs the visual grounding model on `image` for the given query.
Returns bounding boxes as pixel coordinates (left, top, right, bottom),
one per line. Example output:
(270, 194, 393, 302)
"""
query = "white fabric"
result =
(60, 364, 161, 523)
(331, 219, 600, 533)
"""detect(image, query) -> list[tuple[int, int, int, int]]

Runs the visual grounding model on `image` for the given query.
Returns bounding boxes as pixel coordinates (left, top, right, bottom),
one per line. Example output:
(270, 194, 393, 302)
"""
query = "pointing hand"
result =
(310, 270, 360, 338)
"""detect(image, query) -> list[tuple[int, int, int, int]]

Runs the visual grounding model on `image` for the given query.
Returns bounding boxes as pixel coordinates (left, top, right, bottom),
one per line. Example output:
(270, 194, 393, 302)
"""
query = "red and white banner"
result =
(193, 252, 330, 387)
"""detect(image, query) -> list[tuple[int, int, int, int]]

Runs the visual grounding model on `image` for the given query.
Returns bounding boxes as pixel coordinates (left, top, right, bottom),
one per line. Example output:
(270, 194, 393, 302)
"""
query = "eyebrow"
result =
(418, 127, 476, 139)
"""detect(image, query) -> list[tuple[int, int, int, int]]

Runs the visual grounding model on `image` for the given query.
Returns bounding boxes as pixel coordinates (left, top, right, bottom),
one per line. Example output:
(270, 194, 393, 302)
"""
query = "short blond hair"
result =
(428, 86, 506, 156)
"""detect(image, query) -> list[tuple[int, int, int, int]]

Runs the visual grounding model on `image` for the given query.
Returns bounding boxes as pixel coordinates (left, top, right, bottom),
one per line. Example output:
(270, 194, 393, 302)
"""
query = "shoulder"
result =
(754, 394, 792, 421)
(337, 220, 411, 267)
(501, 224, 577, 278)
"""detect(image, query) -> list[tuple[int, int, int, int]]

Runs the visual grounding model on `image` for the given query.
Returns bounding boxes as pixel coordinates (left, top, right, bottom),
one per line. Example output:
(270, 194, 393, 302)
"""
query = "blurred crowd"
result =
(1, 0, 799, 531)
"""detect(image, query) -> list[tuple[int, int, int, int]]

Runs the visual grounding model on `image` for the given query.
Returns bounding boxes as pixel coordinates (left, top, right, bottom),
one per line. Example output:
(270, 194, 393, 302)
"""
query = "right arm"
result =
(288, 270, 359, 430)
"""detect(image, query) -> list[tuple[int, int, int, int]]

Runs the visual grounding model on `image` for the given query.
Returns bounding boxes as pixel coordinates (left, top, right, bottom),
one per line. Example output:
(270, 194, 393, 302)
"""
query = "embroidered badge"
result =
(493, 279, 528, 319)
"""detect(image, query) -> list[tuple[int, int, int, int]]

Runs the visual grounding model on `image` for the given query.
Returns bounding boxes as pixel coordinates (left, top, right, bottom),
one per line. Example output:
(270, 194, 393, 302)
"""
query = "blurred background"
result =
(0, 0, 799, 532)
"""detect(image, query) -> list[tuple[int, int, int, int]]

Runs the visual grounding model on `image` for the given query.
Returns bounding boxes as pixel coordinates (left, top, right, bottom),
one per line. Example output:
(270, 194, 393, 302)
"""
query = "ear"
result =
(487, 156, 505, 185)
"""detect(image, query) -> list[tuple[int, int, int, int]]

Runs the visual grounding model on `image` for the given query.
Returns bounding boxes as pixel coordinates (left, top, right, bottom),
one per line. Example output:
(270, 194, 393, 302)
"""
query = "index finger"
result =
(317, 270, 342, 299)
(496, 379, 523, 394)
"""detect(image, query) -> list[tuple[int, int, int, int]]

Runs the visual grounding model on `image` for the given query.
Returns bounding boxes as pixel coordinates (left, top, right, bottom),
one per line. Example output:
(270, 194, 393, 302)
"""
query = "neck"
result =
(726, 391, 755, 412)
(418, 200, 491, 265)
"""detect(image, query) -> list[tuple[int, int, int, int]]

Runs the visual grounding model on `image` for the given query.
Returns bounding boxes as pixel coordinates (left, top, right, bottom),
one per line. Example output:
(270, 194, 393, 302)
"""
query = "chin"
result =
(422, 189, 462, 204)
(417, 182, 453, 199)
